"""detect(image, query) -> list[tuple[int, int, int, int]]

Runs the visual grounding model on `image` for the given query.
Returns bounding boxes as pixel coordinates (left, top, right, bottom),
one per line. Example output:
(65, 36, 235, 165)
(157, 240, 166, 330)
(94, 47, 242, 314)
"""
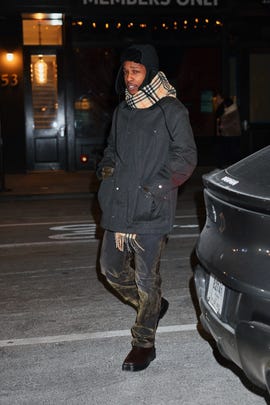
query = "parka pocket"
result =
(131, 186, 155, 222)
(131, 186, 169, 224)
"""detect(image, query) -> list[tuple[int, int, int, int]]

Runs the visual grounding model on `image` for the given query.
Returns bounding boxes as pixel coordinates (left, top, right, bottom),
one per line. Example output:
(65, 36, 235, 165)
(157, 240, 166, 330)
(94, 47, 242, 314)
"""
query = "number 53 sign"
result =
(1, 73, 19, 87)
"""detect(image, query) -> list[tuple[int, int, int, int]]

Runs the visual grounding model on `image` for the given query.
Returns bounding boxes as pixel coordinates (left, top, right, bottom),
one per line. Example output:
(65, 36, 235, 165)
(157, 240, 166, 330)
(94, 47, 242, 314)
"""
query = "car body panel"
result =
(194, 145, 270, 392)
(203, 145, 270, 214)
(198, 190, 270, 297)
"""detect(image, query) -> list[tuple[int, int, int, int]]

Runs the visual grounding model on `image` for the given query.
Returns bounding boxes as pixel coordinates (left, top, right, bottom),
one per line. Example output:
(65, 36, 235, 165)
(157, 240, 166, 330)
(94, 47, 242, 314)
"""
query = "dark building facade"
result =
(0, 0, 269, 172)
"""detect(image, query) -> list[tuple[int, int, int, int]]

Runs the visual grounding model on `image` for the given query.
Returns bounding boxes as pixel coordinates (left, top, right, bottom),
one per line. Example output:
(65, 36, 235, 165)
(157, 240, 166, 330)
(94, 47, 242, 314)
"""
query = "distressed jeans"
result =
(100, 230, 166, 348)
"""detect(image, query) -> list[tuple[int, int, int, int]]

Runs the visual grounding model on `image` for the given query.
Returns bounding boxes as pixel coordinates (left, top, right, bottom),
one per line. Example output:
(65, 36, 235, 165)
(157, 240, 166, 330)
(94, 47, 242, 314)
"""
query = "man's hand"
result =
(101, 166, 114, 179)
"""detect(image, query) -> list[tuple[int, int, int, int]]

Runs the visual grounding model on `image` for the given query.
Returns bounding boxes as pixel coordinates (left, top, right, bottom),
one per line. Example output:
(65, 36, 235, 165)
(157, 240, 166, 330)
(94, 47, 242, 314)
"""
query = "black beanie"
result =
(115, 44, 159, 94)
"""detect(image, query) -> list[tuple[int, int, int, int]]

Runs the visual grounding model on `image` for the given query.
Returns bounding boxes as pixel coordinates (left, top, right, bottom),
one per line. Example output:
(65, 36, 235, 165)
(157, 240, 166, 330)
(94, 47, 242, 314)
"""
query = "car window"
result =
(226, 146, 270, 187)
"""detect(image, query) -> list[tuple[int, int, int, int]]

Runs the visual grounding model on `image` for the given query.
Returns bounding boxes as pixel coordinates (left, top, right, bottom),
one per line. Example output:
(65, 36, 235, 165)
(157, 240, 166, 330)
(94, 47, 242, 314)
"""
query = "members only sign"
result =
(82, 0, 219, 5)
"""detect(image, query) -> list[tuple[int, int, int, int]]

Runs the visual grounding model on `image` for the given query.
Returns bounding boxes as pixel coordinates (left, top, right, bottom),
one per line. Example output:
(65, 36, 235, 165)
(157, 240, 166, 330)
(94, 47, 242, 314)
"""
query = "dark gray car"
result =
(194, 145, 270, 393)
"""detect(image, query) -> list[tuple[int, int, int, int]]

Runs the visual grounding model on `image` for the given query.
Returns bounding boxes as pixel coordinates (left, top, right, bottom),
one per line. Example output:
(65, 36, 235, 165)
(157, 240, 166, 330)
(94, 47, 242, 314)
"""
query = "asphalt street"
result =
(0, 178, 269, 404)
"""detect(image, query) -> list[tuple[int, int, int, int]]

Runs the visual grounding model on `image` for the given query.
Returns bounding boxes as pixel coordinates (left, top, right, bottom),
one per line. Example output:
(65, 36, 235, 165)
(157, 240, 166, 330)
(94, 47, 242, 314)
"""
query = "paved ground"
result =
(0, 167, 269, 404)
(0, 166, 213, 200)
(0, 170, 99, 198)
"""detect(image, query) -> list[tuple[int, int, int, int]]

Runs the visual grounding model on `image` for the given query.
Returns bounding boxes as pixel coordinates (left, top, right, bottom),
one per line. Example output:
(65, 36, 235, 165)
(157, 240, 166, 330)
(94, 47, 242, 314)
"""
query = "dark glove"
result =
(101, 166, 114, 179)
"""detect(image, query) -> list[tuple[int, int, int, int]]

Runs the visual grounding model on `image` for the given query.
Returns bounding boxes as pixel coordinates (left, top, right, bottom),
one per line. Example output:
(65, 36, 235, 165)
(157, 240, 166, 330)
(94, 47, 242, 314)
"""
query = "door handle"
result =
(58, 126, 65, 137)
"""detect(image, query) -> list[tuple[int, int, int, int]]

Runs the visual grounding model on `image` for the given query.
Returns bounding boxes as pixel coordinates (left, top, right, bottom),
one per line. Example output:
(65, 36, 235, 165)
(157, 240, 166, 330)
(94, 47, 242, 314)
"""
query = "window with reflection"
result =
(30, 55, 58, 130)
(22, 14, 63, 46)
(250, 53, 270, 123)
(73, 47, 118, 142)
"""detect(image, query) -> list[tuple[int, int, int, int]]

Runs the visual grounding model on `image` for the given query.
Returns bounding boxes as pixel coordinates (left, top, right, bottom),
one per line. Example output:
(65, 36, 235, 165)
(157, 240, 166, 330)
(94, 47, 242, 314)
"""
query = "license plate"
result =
(207, 275, 225, 316)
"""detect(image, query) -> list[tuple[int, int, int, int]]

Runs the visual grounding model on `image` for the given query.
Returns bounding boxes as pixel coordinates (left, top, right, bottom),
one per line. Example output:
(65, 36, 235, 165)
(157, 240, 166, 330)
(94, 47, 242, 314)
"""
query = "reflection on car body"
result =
(194, 145, 270, 393)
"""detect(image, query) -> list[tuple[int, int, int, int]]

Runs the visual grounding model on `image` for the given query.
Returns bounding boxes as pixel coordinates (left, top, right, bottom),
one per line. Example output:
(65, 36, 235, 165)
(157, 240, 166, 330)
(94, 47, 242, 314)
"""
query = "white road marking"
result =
(173, 224, 198, 228)
(0, 220, 199, 248)
(169, 234, 199, 239)
(0, 215, 198, 228)
(0, 240, 97, 249)
(49, 223, 97, 240)
(0, 324, 197, 347)
(0, 233, 199, 248)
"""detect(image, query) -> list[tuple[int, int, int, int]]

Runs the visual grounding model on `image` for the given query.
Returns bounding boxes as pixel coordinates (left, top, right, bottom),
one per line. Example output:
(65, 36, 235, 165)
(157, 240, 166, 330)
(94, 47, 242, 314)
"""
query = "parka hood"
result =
(115, 44, 159, 95)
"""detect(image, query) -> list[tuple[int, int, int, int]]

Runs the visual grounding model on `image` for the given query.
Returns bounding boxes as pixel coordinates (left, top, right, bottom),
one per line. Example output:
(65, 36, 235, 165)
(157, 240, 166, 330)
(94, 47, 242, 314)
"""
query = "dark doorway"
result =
(24, 50, 66, 171)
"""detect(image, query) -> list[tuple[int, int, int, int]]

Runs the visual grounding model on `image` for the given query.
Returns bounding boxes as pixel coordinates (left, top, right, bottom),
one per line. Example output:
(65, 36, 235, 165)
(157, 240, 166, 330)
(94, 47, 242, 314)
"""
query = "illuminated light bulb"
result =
(80, 154, 89, 164)
(34, 56, 48, 84)
(6, 53, 14, 62)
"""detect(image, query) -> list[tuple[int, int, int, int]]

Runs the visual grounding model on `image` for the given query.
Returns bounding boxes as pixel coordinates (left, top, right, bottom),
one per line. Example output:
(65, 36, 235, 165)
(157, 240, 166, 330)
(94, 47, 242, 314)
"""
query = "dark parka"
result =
(97, 95, 197, 235)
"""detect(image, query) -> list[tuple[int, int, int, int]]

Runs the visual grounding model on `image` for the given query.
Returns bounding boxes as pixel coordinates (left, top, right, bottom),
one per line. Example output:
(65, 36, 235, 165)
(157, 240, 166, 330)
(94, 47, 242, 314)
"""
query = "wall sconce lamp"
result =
(6, 52, 14, 62)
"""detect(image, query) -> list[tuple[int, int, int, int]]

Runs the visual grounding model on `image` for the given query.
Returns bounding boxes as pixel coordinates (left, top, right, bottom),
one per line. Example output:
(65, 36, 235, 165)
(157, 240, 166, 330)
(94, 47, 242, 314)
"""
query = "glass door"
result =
(25, 51, 66, 170)
(23, 14, 66, 171)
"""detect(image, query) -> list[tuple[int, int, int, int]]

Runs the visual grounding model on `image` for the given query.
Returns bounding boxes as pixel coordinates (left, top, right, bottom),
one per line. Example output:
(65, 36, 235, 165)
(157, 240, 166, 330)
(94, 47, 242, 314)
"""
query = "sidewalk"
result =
(0, 166, 215, 200)
(0, 170, 100, 200)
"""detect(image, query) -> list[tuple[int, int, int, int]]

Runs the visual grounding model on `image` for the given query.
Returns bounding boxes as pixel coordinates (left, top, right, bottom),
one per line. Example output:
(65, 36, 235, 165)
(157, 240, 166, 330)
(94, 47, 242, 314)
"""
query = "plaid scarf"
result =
(125, 71, 177, 109)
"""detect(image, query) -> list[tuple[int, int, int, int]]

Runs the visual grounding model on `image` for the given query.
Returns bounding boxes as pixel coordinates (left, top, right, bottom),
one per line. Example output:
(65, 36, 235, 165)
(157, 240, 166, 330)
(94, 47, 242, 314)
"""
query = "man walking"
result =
(97, 44, 197, 371)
